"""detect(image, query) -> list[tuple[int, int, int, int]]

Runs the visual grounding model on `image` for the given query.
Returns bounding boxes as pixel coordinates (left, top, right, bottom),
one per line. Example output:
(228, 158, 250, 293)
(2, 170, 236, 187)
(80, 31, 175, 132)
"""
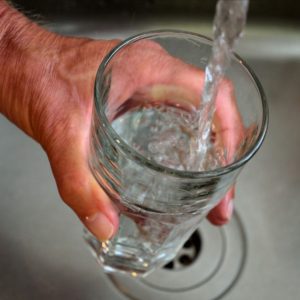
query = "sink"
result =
(0, 14, 300, 300)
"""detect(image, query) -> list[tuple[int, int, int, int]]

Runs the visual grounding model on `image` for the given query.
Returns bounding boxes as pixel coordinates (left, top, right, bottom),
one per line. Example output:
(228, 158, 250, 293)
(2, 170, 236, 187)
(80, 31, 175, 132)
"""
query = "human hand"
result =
(0, 14, 244, 241)
(103, 40, 245, 226)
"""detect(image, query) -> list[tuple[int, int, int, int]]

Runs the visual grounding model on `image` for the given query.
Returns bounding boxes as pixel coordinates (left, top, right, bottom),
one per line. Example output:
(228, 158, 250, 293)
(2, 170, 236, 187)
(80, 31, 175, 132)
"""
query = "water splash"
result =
(189, 0, 249, 170)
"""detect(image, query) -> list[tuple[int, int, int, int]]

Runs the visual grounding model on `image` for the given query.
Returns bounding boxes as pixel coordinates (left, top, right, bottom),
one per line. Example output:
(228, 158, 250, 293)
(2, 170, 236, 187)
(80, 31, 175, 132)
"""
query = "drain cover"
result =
(164, 230, 202, 270)
(108, 211, 247, 300)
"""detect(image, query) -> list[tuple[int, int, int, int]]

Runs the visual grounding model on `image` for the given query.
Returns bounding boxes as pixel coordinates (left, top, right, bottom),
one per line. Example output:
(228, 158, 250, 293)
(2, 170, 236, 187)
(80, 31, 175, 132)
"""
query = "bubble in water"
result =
(112, 105, 224, 172)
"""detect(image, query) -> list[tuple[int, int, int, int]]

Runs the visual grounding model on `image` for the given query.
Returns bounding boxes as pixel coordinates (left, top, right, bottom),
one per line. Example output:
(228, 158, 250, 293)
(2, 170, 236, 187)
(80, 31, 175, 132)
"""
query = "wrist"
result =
(0, 1, 61, 138)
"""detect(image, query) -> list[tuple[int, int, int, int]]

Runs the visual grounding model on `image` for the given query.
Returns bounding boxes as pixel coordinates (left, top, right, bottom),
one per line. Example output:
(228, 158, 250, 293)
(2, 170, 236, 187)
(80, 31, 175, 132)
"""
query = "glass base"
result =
(83, 230, 155, 277)
(106, 211, 247, 300)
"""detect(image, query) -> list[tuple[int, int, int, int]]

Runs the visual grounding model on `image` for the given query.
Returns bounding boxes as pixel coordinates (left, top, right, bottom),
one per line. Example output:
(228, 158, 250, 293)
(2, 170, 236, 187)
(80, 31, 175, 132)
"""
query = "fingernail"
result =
(226, 200, 233, 219)
(84, 213, 114, 241)
(215, 198, 233, 224)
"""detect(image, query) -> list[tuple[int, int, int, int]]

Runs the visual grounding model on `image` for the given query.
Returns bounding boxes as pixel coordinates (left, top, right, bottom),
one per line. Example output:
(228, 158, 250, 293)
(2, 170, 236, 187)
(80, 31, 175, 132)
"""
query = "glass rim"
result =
(94, 29, 269, 179)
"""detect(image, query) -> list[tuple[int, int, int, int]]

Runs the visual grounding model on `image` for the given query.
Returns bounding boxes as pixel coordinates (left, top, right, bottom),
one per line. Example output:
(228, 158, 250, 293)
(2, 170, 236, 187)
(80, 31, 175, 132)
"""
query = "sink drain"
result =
(107, 211, 247, 300)
(164, 230, 202, 270)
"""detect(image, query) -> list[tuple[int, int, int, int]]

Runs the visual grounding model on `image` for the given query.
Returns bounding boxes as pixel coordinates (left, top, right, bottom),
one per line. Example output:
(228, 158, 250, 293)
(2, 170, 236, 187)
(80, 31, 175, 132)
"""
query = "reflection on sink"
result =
(0, 13, 300, 300)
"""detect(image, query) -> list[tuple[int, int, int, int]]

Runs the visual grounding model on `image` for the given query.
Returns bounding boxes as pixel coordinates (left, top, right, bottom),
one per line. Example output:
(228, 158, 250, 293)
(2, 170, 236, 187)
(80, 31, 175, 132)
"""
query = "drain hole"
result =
(179, 255, 193, 265)
(164, 261, 174, 270)
(183, 239, 192, 248)
(192, 230, 202, 255)
(164, 230, 202, 270)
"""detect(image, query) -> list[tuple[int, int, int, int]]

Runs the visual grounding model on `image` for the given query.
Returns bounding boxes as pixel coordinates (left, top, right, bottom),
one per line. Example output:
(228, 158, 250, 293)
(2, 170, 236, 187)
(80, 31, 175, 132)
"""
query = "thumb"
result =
(46, 133, 119, 242)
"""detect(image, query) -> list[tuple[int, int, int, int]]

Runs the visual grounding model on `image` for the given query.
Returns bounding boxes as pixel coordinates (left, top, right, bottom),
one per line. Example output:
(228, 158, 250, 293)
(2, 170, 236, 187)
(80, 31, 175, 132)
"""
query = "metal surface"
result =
(0, 19, 300, 299)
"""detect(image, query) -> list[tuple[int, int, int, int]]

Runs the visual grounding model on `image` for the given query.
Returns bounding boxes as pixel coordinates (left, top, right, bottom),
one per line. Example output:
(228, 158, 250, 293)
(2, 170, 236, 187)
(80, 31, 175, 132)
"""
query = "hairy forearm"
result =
(0, 0, 60, 138)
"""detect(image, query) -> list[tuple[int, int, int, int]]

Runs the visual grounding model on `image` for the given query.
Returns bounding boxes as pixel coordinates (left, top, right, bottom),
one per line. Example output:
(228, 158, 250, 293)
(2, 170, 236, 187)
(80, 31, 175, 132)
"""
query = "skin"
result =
(0, 1, 244, 242)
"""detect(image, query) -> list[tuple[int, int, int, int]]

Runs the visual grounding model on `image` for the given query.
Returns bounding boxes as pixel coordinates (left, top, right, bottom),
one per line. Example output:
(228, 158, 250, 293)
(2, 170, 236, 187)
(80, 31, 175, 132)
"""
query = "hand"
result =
(0, 19, 244, 241)
(103, 40, 245, 226)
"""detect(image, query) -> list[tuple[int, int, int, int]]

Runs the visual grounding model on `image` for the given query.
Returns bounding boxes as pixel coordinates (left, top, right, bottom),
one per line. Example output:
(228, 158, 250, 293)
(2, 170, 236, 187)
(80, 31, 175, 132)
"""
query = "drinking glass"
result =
(84, 30, 268, 278)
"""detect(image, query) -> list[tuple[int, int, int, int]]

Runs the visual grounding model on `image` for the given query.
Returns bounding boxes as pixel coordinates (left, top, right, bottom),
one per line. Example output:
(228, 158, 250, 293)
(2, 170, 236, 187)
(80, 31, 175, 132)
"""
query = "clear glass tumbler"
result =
(84, 30, 268, 277)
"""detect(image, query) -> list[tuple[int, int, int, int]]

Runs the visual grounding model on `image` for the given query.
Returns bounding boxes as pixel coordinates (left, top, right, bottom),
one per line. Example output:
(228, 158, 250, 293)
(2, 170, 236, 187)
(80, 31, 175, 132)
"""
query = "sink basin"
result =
(0, 16, 299, 300)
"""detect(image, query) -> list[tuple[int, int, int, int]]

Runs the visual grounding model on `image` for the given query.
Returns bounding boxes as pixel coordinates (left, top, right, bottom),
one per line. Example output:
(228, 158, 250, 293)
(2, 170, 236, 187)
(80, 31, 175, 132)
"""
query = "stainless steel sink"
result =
(0, 17, 300, 300)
